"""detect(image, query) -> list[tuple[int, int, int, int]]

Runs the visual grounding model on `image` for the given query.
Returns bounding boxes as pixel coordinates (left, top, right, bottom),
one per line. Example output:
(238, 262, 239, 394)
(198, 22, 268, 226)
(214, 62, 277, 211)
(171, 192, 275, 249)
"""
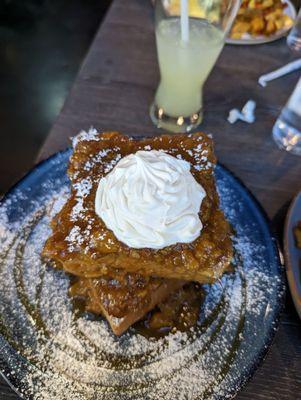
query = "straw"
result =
(258, 59, 301, 87)
(181, 0, 189, 42)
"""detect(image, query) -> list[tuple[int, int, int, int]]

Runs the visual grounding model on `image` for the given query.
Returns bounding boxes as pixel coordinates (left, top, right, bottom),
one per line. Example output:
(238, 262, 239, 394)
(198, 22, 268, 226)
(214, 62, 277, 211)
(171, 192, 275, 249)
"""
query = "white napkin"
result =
(228, 100, 256, 124)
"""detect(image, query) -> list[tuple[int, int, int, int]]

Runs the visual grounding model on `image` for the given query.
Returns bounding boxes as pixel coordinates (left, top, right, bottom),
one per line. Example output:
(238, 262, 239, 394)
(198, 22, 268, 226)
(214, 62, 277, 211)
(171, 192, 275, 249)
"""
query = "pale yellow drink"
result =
(155, 18, 224, 118)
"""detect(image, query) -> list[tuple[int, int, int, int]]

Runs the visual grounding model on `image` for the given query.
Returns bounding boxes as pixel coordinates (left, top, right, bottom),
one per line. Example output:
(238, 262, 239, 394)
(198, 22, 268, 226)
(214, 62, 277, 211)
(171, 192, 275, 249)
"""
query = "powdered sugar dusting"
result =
(72, 128, 100, 148)
(104, 154, 122, 174)
(70, 177, 92, 222)
(0, 151, 284, 400)
(65, 226, 85, 252)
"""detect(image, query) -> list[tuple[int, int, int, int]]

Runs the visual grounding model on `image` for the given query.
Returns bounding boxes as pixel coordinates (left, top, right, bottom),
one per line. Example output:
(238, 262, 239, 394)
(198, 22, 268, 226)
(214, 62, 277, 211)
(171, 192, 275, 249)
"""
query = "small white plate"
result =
(226, 0, 296, 45)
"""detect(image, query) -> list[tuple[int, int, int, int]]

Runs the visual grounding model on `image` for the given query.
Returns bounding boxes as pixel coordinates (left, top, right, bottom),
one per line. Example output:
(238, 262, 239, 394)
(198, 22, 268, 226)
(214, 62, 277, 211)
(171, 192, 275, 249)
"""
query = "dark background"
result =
(0, 0, 111, 193)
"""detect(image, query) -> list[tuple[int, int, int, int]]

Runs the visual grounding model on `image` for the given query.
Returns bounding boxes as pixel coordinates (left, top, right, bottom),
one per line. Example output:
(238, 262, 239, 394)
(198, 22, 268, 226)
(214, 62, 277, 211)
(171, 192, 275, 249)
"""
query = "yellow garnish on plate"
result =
(163, 0, 220, 23)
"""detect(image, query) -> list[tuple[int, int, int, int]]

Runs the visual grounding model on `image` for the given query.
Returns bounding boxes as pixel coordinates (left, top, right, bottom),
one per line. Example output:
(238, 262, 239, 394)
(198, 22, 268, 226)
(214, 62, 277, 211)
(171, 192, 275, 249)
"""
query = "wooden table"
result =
(1, 0, 301, 398)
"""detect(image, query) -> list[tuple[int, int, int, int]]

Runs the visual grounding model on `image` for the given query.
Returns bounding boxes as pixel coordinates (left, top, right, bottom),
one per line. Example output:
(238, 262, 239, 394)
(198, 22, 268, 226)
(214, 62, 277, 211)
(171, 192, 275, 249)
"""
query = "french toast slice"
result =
(70, 275, 185, 336)
(42, 130, 232, 284)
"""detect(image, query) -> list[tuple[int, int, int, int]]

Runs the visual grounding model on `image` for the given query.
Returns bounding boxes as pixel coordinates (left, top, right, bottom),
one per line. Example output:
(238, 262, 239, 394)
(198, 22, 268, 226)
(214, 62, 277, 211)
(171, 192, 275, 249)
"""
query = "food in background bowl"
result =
(230, 0, 294, 39)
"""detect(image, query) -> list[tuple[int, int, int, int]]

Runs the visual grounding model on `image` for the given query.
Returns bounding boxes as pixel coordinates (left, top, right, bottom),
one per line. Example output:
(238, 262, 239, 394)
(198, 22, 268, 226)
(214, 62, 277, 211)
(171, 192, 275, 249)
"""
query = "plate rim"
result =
(284, 190, 301, 319)
(0, 148, 286, 400)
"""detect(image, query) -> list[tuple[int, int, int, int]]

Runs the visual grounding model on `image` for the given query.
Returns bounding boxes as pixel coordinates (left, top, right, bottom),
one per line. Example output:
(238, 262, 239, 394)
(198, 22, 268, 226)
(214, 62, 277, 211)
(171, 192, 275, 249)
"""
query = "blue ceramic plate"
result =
(0, 149, 284, 400)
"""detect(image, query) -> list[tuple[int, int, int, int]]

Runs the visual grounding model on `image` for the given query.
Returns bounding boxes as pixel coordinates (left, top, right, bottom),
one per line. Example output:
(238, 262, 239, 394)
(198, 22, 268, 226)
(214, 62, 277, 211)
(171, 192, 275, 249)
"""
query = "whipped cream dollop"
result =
(95, 150, 206, 249)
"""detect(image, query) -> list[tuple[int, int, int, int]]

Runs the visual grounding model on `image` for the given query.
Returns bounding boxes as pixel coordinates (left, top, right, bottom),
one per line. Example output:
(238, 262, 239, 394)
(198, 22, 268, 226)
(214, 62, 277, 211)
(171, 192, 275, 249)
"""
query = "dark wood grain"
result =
(2, 0, 301, 398)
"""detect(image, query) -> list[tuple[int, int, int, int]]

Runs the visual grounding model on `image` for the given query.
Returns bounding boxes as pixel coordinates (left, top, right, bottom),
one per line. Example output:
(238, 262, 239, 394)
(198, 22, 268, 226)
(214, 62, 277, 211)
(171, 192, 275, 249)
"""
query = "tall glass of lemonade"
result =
(150, 0, 240, 133)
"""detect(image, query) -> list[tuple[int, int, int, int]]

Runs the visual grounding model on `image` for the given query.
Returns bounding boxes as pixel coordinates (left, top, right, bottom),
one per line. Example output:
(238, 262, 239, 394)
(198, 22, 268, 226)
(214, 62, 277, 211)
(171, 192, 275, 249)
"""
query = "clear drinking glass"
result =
(272, 76, 301, 156)
(150, 0, 241, 133)
(287, 7, 301, 52)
